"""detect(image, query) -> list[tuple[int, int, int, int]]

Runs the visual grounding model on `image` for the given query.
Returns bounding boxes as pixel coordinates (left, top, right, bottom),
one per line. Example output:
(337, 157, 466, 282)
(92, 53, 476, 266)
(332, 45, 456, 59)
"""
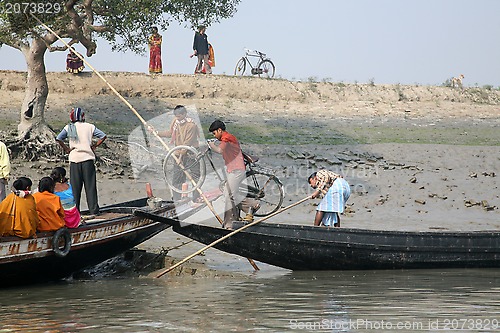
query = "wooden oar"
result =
(154, 195, 311, 278)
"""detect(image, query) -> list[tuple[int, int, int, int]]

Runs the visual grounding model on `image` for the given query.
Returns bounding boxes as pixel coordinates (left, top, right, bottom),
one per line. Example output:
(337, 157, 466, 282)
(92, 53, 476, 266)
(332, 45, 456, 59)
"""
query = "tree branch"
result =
(64, 0, 96, 57)
(47, 39, 79, 52)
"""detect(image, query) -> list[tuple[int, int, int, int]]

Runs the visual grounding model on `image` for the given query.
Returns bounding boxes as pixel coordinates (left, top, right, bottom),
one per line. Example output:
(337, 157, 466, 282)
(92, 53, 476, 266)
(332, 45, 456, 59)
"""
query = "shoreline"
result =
(0, 71, 498, 261)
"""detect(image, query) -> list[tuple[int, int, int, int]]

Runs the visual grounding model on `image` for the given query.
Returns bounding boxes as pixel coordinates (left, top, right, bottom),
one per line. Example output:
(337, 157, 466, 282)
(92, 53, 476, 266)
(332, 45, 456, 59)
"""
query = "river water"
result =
(1, 264, 499, 332)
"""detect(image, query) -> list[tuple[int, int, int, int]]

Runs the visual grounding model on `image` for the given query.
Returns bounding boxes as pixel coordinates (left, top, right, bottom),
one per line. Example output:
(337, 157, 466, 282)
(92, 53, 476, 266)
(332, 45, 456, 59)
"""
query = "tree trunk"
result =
(11, 38, 60, 160)
(18, 39, 50, 138)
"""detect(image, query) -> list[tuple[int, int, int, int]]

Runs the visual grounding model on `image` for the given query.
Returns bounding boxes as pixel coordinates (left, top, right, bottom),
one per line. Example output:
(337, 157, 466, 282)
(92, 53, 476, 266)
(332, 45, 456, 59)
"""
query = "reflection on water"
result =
(1, 269, 499, 332)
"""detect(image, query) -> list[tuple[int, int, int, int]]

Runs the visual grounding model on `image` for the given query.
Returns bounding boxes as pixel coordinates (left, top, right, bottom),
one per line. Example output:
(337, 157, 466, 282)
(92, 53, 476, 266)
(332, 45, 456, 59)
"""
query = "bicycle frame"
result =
(242, 49, 268, 71)
(234, 48, 275, 78)
(200, 146, 225, 183)
(164, 143, 284, 216)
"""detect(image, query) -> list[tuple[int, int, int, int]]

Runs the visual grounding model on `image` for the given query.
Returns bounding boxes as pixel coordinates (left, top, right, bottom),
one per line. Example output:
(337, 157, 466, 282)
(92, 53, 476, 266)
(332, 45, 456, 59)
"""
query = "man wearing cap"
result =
(208, 120, 259, 229)
(56, 107, 106, 216)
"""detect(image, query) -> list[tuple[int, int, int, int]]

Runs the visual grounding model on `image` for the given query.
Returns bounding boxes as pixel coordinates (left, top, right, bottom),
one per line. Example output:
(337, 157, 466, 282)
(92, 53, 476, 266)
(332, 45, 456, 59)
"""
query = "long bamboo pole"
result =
(31, 13, 259, 271)
(155, 196, 311, 278)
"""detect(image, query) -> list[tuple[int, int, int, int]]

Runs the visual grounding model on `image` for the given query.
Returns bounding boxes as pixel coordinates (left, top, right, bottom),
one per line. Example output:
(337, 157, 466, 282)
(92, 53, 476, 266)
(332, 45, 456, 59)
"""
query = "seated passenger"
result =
(33, 177, 66, 232)
(50, 167, 81, 228)
(0, 177, 38, 238)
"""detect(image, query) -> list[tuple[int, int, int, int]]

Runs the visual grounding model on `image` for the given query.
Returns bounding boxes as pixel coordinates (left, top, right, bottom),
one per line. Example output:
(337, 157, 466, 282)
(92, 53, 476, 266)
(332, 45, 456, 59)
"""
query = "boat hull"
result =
(0, 198, 190, 286)
(168, 221, 500, 270)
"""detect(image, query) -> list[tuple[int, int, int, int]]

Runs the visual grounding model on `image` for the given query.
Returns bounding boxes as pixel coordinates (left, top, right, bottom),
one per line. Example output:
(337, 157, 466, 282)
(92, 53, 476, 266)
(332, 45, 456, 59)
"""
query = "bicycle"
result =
(162, 142, 284, 217)
(234, 48, 275, 78)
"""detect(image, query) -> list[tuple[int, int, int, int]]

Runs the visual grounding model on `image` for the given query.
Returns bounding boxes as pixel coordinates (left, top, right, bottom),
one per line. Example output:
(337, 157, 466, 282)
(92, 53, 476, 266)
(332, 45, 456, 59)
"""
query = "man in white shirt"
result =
(56, 107, 106, 215)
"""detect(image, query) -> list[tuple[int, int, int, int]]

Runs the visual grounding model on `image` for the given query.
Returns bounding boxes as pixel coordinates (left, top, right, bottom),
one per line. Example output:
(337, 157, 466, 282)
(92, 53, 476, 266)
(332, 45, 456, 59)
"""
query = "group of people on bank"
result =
(66, 25, 214, 76)
(149, 25, 215, 75)
(0, 107, 106, 239)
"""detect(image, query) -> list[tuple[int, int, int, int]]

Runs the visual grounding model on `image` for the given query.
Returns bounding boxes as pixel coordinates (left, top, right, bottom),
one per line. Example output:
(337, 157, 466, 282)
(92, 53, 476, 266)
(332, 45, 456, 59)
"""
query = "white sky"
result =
(1, 0, 499, 87)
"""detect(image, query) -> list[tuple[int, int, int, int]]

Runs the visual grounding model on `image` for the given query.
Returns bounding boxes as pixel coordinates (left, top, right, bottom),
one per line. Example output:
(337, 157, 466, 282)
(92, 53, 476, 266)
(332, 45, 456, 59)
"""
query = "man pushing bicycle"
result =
(208, 120, 260, 229)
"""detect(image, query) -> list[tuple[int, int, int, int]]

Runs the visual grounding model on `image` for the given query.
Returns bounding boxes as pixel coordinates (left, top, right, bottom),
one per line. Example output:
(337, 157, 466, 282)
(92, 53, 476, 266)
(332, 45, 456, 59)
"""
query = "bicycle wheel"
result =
(257, 59, 275, 78)
(234, 57, 246, 76)
(163, 146, 207, 194)
(241, 170, 284, 216)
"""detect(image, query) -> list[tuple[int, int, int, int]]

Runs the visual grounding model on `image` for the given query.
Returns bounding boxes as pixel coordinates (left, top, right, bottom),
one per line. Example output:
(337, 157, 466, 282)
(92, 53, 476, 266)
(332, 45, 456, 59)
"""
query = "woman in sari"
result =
(66, 50, 85, 74)
(33, 177, 66, 232)
(0, 177, 38, 238)
(50, 167, 81, 228)
(148, 26, 163, 74)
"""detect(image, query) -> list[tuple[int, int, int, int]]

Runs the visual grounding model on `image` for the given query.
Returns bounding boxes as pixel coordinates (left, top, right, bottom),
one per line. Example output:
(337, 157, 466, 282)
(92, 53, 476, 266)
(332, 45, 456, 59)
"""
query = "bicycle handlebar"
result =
(244, 48, 266, 57)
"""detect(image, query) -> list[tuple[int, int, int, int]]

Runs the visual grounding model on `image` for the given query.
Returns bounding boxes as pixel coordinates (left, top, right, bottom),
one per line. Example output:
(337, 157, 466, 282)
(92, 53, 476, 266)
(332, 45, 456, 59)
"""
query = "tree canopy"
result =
(0, 0, 240, 54)
(0, 0, 240, 158)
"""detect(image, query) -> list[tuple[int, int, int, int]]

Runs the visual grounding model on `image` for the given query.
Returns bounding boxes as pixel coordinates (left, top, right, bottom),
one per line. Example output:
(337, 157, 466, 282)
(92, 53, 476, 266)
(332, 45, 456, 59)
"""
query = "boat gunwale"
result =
(233, 221, 500, 237)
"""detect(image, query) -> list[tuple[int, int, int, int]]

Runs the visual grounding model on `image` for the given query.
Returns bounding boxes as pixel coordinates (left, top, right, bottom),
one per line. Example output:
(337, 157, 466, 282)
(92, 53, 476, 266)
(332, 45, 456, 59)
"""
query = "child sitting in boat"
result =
(50, 167, 81, 228)
(33, 177, 66, 232)
(0, 177, 39, 238)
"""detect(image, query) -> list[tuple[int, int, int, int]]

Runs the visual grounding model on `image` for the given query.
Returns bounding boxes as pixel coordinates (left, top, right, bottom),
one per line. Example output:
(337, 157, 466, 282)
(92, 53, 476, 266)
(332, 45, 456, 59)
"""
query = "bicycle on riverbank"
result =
(234, 48, 275, 78)
(162, 141, 284, 216)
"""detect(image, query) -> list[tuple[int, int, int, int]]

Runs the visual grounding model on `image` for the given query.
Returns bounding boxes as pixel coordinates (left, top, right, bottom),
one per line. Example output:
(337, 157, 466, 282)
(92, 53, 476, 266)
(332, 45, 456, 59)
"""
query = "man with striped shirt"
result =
(308, 169, 351, 228)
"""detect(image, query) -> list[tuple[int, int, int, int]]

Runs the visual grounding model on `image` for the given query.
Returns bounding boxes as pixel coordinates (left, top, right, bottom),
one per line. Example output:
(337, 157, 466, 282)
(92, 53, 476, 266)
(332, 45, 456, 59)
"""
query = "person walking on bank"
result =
(148, 26, 163, 74)
(0, 140, 10, 202)
(308, 169, 351, 228)
(192, 25, 212, 74)
(56, 107, 106, 216)
(208, 120, 259, 229)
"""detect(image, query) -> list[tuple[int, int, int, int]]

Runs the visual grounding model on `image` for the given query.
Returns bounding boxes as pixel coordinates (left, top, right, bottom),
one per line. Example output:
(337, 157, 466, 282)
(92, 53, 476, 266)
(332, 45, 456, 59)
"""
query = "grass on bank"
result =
(3, 119, 499, 147)
(205, 123, 500, 146)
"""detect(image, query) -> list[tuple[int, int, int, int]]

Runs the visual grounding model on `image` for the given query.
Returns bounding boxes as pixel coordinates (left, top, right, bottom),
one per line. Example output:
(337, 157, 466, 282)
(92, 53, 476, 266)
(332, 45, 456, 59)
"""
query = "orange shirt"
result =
(0, 192, 38, 238)
(33, 191, 65, 232)
(220, 131, 245, 173)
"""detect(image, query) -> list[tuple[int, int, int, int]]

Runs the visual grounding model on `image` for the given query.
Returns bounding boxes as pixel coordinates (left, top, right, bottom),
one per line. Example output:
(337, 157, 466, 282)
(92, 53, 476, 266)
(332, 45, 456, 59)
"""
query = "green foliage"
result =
(442, 78, 452, 87)
(0, 0, 240, 54)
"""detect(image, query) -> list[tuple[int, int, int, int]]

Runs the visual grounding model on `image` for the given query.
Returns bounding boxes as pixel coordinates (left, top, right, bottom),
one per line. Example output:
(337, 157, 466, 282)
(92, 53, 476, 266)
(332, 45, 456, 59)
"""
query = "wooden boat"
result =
(0, 197, 199, 286)
(137, 213, 500, 270)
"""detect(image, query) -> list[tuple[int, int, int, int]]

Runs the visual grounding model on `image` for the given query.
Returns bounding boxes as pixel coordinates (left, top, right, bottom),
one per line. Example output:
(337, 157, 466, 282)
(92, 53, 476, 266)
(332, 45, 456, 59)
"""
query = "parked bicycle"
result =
(163, 142, 284, 216)
(234, 48, 275, 78)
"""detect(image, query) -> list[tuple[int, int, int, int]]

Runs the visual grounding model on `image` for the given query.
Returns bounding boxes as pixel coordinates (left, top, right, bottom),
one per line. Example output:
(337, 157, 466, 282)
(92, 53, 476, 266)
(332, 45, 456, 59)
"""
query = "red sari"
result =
(149, 34, 163, 74)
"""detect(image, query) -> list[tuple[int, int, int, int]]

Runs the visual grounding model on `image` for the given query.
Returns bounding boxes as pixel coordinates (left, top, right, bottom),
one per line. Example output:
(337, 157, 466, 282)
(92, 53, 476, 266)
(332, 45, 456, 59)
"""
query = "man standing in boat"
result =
(151, 105, 200, 201)
(208, 120, 259, 228)
(308, 169, 350, 227)
(56, 107, 107, 216)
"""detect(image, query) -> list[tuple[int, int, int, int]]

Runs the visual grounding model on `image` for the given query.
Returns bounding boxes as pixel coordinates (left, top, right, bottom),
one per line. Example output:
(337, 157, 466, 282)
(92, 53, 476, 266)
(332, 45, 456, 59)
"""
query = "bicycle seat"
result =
(242, 151, 259, 164)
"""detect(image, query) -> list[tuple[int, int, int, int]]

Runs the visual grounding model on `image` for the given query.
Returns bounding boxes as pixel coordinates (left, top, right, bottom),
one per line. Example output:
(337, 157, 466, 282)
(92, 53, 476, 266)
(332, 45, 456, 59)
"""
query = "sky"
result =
(1, 0, 499, 87)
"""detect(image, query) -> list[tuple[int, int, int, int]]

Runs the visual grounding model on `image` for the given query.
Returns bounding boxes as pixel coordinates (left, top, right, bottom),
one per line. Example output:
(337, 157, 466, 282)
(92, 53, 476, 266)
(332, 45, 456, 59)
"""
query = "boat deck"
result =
(82, 212, 130, 224)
